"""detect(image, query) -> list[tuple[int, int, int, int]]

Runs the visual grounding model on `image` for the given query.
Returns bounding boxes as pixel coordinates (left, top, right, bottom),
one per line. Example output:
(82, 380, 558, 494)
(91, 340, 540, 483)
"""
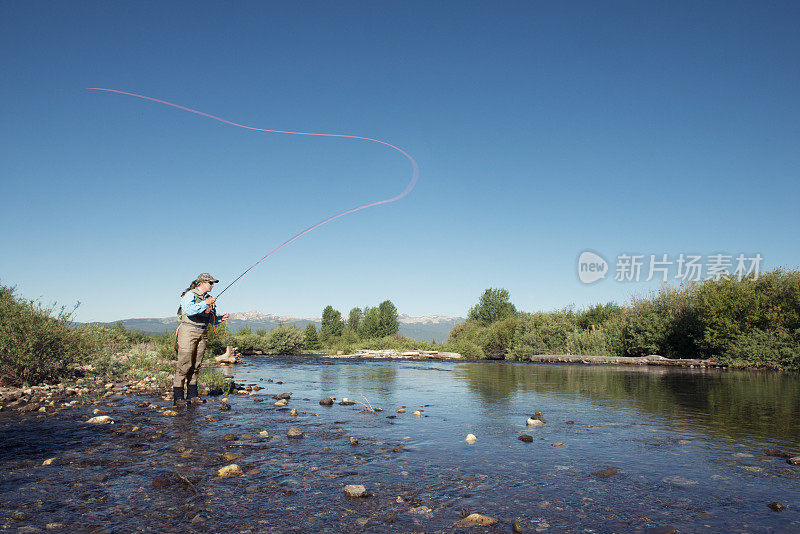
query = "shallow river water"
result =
(1, 358, 799, 533)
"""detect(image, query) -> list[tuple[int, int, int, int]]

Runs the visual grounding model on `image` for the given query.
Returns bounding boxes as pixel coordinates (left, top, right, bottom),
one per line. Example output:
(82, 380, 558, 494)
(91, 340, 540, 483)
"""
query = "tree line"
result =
(304, 300, 399, 349)
(448, 268, 800, 370)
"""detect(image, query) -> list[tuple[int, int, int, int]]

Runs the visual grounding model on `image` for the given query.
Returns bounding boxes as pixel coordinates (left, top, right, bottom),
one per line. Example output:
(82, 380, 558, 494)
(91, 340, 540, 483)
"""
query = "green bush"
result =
(695, 268, 800, 358)
(721, 327, 800, 370)
(264, 325, 305, 355)
(621, 285, 702, 358)
(0, 285, 88, 385)
(509, 309, 579, 358)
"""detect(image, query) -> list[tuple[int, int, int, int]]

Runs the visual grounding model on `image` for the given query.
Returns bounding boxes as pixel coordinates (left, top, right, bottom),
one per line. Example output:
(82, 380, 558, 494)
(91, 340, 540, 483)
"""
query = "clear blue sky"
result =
(2, 1, 799, 322)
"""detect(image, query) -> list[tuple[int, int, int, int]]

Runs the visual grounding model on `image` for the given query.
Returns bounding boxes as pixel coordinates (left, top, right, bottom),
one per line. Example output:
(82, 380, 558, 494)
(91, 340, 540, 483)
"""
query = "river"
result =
(1, 357, 798, 533)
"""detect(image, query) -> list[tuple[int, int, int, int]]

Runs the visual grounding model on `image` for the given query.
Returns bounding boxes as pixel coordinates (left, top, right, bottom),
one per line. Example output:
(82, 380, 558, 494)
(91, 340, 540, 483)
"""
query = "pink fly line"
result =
(89, 87, 419, 297)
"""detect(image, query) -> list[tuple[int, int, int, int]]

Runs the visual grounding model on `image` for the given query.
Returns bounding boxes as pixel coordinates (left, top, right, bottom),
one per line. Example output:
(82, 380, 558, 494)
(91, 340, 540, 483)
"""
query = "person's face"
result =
(199, 281, 214, 293)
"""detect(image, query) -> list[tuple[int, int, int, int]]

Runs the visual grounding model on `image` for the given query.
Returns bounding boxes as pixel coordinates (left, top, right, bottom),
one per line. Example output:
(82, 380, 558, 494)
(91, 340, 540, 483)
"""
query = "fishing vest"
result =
(178, 288, 214, 328)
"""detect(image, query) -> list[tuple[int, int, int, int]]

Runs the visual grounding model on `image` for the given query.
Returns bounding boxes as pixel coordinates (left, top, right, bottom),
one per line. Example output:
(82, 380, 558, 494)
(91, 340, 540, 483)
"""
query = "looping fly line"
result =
(89, 88, 419, 298)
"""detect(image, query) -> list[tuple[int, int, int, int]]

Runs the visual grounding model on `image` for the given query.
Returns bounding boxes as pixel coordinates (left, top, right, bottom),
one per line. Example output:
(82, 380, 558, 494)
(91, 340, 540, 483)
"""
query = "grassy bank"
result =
(0, 284, 227, 389)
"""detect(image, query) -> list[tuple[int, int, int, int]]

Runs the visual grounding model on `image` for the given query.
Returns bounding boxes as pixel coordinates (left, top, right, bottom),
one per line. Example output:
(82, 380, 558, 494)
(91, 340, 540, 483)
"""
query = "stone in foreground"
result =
(343, 484, 369, 498)
(86, 415, 113, 424)
(455, 513, 498, 526)
(217, 464, 242, 477)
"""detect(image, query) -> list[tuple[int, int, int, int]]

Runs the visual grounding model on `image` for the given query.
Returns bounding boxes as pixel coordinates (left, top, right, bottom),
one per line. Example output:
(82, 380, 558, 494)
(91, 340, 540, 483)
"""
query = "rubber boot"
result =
(173, 386, 186, 407)
(186, 383, 205, 404)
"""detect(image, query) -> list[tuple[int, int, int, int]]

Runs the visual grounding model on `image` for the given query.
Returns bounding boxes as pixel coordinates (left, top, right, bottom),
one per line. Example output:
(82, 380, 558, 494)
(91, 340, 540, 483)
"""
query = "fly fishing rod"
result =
(90, 88, 419, 301)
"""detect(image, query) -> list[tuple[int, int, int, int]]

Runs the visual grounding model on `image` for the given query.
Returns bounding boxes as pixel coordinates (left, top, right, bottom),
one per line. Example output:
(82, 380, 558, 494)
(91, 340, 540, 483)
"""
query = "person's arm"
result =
(180, 292, 210, 316)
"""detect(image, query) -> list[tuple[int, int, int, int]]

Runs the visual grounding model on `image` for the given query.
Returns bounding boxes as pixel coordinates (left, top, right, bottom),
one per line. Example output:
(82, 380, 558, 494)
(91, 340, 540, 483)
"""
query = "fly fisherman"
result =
(174, 273, 229, 406)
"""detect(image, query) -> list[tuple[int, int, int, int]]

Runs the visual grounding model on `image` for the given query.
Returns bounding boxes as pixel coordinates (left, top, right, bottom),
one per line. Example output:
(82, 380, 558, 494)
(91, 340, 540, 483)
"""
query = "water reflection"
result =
(456, 362, 800, 449)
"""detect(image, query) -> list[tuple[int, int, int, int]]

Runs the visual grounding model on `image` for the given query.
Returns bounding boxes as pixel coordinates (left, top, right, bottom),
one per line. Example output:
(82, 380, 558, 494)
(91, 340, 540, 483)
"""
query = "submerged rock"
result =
(765, 448, 791, 458)
(219, 401, 231, 411)
(343, 484, 369, 498)
(518, 435, 533, 443)
(592, 467, 619, 478)
(768, 502, 785, 512)
(287, 427, 303, 439)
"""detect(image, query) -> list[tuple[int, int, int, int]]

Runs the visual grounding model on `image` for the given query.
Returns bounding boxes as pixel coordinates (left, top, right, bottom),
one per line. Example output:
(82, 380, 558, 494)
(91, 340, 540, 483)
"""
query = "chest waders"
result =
(173, 289, 212, 406)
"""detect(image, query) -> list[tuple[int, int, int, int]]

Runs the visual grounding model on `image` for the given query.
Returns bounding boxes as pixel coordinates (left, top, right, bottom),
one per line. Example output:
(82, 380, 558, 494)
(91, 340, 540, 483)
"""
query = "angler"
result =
(174, 273, 230, 406)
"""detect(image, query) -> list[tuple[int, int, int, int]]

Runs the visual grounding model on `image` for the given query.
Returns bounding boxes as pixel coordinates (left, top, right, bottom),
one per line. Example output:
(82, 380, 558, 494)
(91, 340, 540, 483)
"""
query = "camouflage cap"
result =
(196, 273, 219, 284)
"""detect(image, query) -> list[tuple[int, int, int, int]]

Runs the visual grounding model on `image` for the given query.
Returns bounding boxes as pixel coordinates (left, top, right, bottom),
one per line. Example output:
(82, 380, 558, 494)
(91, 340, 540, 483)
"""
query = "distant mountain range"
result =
(101, 311, 464, 343)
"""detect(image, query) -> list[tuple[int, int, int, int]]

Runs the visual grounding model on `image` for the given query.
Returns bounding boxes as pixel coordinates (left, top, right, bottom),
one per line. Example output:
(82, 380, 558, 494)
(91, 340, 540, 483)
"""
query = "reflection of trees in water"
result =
(458, 363, 800, 445)
(316, 364, 399, 397)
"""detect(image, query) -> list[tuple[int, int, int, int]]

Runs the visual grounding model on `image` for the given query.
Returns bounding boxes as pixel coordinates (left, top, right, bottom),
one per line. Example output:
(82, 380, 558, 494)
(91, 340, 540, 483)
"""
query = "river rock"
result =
(86, 415, 113, 424)
(765, 448, 791, 458)
(274, 392, 292, 400)
(217, 464, 242, 477)
(413, 410, 422, 416)
(258, 430, 270, 439)
(223, 452, 243, 461)
(662, 475, 698, 486)
(162, 410, 179, 417)
(408, 505, 433, 518)
(319, 397, 334, 406)
(222, 433, 237, 441)
(219, 401, 231, 411)
(465, 434, 477, 444)
(287, 427, 303, 439)
(518, 434, 533, 443)
(645, 527, 677, 534)
(592, 467, 619, 478)
(455, 513, 498, 526)
(526, 418, 544, 427)
(274, 398, 288, 407)
(289, 408, 298, 416)
(343, 484, 369, 498)
(340, 398, 356, 406)
(42, 457, 56, 466)
(768, 501, 785, 512)
(350, 437, 359, 445)
(787, 457, 800, 466)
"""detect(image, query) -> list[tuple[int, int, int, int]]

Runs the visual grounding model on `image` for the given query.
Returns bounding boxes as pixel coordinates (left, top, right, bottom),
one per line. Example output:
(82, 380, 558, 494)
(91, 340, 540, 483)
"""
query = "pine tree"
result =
(360, 306, 380, 339)
(304, 323, 320, 350)
(320, 305, 344, 341)
(377, 300, 399, 337)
